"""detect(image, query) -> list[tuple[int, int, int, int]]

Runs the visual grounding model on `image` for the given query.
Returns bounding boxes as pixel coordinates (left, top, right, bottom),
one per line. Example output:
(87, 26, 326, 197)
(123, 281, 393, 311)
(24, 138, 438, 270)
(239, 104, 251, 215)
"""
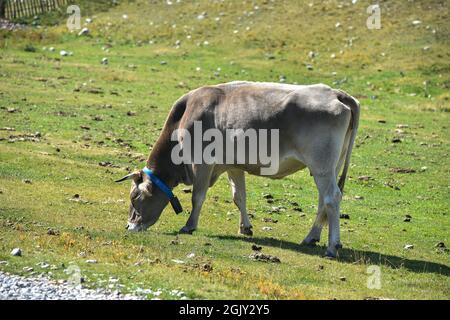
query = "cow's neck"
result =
(146, 125, 187, 189)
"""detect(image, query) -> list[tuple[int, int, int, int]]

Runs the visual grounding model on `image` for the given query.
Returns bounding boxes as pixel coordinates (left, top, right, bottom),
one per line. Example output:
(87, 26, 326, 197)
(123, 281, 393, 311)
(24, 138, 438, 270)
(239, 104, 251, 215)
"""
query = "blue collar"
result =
(142, 166, 183, 214)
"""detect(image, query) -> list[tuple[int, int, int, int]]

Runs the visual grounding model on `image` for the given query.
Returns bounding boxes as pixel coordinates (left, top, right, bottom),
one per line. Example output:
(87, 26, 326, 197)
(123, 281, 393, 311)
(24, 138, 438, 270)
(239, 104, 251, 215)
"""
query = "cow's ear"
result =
(115, 171, 142, 183)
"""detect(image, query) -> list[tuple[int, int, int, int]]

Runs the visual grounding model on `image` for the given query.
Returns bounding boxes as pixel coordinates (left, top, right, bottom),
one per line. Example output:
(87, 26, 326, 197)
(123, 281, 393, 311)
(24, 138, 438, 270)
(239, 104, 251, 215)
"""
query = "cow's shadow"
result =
(210, 234, 450, 276)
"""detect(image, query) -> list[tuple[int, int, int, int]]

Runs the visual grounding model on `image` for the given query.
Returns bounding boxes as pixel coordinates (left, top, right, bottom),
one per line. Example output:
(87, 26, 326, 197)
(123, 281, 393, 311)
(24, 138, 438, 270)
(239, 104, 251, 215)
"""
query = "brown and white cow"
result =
(116, 81, 360, 257)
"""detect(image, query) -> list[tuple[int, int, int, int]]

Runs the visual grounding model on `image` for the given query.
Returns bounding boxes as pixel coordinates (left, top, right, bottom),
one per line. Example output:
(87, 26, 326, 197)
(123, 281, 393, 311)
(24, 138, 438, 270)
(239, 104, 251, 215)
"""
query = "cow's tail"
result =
(335, 90, 360, 193)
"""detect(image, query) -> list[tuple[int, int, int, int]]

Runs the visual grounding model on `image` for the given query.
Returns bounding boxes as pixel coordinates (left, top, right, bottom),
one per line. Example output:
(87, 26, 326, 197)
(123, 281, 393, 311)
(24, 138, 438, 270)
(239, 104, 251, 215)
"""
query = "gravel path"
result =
(0, 271, 143, 300)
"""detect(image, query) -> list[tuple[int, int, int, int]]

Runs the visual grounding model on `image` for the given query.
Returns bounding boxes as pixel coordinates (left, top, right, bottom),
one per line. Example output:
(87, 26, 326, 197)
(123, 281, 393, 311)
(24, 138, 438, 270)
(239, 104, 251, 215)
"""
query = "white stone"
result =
(10, 248, 22, 256)
(78, 27, 89, 36)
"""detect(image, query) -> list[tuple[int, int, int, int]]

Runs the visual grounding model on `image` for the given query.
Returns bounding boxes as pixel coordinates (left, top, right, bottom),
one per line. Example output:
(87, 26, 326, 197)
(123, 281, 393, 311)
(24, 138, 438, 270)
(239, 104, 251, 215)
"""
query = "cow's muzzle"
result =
(126, 222, 146, 232)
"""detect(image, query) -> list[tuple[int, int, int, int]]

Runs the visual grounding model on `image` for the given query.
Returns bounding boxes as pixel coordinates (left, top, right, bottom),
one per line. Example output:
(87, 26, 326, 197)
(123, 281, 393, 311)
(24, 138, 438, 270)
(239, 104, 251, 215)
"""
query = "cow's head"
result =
(116, 170, 169, 231)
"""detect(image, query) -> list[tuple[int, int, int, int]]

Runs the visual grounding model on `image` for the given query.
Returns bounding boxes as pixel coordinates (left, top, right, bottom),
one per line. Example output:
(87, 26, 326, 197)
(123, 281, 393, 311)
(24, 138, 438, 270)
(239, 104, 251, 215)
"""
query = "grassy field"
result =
(0, 0, 449, 299)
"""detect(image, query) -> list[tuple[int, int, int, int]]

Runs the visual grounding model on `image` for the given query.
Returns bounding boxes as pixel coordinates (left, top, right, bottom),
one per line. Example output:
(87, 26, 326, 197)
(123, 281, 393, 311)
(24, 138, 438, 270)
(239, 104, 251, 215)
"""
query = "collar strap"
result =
(142, 167, 183, 214)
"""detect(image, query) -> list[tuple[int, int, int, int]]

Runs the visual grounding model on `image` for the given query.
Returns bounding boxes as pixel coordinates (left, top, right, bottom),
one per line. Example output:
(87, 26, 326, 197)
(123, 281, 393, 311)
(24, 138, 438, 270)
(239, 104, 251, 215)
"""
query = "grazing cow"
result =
(116, 81, 360, 257)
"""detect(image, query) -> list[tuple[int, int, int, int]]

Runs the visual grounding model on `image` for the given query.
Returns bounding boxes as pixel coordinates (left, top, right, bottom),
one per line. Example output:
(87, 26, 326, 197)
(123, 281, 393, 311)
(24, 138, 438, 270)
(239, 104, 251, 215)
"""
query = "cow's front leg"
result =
(179, 165, 213, 234)
(227, 170, 253, 236)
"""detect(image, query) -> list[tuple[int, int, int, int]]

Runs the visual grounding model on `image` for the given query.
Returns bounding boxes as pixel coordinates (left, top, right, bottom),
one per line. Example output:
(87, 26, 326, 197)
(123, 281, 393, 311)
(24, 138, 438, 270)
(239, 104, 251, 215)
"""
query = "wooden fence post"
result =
(2, 0, 71, 19)
(0, 0, 7, 19)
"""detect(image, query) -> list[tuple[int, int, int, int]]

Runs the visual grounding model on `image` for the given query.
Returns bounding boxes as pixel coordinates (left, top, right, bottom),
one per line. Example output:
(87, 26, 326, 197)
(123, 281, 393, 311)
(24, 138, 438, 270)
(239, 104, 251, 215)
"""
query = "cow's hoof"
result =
(178, 226, 195, 234)
(239, 226, 253, 236)
(301, 238, 320, 247)
(324, 250, 337, 259)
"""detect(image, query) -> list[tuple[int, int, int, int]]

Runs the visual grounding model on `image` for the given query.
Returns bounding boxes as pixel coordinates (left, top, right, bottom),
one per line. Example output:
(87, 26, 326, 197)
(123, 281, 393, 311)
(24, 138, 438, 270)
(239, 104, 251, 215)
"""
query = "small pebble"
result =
(11, 248, 22, 256)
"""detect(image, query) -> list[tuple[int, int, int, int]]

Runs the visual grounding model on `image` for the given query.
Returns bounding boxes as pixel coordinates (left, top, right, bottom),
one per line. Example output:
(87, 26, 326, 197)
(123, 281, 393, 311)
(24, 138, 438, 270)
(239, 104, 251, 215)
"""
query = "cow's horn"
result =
(115, 172, 140, 183)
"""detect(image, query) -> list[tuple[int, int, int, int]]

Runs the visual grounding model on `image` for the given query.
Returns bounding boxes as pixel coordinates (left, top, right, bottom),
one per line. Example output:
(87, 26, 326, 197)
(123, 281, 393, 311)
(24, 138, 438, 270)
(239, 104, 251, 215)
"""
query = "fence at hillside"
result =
(0, 0, 71, 19)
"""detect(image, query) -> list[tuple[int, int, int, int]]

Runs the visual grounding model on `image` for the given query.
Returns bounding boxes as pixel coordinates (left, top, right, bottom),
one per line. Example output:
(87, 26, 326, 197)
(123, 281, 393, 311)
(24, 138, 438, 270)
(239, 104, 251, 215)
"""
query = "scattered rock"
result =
(391, 138, 402, 143)
(80, 125, 90, 130)
(270, 206, 283, 213)
(126, 111, 136, 116)
(249, 252, 280, 263)
(435, 242, 445, 248)
(47, 228, 60, 236)
(358, 175, 371, 181)
(98, 161, 119, 168)
(36, 262, 49, 269)
(85, 259, 97, 264)
(262, 217, 278, 223)
(404, 244, 414, 250)
(354, 195, 364, 200)
(69, 194, 90, 204)
(101, 57, 109, 65)
(171, 259, 185, 264)
(11, 248, 22, 256)
(262, 226, 273, 231)
(262, 193, 273, 199)
(340, 214, 350, 219)
(78, 27, 89, 36)
(339, 276, 346, 281)
(390, 168, 416, 173)
(384, 182, 400, 191)
(200, 263, 213, 272)
(86, 87, 103, 94)
(377, 119, 386, 123)
(22, 179, 32, 184)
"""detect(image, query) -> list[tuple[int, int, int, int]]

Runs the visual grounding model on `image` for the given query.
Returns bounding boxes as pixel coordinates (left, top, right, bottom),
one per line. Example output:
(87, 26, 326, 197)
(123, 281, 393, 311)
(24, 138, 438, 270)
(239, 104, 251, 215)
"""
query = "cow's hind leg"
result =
(302, 198, 326, 246)
(179, 165, 213, 234)
(227, 170, 253, 236)
(313, 173, 343, 258)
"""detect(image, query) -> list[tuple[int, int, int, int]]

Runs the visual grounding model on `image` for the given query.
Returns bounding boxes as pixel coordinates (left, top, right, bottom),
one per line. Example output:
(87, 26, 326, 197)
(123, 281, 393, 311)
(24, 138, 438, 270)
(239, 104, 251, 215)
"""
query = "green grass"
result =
(0, 0, 449, 300)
